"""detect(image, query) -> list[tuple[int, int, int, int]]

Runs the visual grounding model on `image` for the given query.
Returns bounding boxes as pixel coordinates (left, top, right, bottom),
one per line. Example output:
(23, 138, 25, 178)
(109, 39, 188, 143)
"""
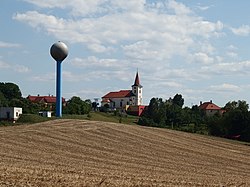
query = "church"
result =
(101, 71, 146, 116)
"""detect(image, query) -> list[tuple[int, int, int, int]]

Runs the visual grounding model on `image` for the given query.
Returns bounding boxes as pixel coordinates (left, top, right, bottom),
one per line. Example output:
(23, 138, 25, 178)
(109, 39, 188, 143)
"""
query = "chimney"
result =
(210, 100, 212, 103)
(200, 101, 202, 105)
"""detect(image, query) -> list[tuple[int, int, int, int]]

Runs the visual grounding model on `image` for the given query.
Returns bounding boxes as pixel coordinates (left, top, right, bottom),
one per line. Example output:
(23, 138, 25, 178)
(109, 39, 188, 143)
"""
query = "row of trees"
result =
(139, 94, 203, 128)
(0, 82, 92, 115)
(1, 82, 250, 141)
(139, 94, 250, 142)
(208, 100, 250, 142)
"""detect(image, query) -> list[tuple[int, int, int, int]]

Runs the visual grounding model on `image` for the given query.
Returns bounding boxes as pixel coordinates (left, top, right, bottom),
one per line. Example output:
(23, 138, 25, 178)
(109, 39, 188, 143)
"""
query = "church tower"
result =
(132, 71, 143, 106)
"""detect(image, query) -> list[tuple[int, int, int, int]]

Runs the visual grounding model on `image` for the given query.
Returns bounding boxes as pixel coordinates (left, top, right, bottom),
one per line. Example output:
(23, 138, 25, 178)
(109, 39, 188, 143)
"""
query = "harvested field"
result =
(0, 119, 249, 186)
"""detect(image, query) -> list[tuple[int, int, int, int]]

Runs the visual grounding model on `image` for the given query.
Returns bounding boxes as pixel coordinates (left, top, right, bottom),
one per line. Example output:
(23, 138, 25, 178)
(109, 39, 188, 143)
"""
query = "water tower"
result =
(50, 41, 68, 117)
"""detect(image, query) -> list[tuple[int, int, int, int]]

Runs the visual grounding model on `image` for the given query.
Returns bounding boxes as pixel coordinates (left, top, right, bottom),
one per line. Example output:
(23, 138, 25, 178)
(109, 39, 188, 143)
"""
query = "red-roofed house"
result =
(27, 95, 66, 109)
(199, 100, 225, 117)
(101, 71, 145, 115)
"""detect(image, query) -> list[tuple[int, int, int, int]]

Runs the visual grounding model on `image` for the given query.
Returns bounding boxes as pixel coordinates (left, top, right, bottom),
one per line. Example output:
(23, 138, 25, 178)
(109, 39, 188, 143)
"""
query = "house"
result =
(39, 111, 52, 118)
(101, 71, 145, 116)
(27, 95, 66, 109)
(0, 107, 22, 122)
(199, 100, 225, 117)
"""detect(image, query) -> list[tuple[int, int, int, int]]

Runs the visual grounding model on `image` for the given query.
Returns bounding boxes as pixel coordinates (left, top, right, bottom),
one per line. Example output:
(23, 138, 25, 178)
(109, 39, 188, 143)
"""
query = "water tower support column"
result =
(56, 61, 62, 117)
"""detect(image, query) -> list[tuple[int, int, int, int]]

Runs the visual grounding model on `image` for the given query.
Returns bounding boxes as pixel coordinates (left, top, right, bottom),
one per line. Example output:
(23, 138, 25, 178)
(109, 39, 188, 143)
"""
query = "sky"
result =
(1, 0, 250, 107)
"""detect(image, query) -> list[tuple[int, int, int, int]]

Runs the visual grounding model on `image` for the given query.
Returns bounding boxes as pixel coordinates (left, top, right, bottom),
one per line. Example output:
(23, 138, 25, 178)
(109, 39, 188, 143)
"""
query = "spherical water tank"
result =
(50, 41, 68, 62)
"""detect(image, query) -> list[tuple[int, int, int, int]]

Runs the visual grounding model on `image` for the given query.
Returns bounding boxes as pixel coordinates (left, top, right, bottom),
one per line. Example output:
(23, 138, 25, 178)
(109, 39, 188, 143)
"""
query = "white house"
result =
(101, 71, 143, 109)
(0, 107, 22, 122)
(39, 111, 52, 118)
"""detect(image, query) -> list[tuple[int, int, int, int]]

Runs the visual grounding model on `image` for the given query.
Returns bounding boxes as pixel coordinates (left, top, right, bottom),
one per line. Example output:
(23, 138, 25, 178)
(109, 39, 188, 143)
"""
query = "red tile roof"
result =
(28, 95, 65, 103)
(102, 90, 134, 98)
(199, 102, 221, 110)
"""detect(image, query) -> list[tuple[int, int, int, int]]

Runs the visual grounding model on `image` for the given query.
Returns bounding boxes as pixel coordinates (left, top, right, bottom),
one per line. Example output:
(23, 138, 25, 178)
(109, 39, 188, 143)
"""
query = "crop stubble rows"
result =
(0, 119, 249, 186)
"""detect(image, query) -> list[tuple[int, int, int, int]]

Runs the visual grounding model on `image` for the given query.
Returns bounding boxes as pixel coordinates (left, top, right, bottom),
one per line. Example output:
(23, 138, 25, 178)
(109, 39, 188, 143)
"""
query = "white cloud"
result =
(14, 65, 30, 73)
(13, 0, 232, 106)
(227, 52, 238, 58)
(0, 60, 30, 73)
(22, 0, 150, 18)
(200, 60, 250, 76)
(231, 25, 250, 36)
(32, 72, 54, 82)
(196, 6, 210, 11)
(65, 88, 105, 101)
(167, 0, 192, 15)
(227, 45, 238, 51)
(71, 56, 122, 69)
(0, 41, 20, 48)
(0, 61, 10, 69)
(13, 1, 223, 59)
(209, 83, 241, 93)
(190, 52, 214, 64)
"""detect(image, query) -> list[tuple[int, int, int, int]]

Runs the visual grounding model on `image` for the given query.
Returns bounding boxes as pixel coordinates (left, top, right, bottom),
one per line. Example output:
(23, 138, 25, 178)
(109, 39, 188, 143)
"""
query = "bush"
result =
(17, 114, 51, 123)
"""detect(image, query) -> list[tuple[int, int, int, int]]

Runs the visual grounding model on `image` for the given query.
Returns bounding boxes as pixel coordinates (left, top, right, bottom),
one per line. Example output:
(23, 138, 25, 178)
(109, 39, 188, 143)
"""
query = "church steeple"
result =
(132, 71, 142, 88)
(131, 70, 143, 105)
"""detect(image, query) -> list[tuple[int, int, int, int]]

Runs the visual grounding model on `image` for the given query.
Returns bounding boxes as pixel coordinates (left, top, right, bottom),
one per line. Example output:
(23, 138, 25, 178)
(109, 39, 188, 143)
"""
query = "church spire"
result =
(133, 70, 142, 87)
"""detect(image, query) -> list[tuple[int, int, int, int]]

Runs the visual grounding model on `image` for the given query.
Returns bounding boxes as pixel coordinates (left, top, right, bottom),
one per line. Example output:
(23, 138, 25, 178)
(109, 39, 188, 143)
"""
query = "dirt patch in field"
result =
(0, 119, 249, 186)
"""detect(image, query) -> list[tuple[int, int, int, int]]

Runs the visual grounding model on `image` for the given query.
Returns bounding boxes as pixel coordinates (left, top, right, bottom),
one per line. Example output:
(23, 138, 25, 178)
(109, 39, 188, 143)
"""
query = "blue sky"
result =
(1, 0, 250, 107)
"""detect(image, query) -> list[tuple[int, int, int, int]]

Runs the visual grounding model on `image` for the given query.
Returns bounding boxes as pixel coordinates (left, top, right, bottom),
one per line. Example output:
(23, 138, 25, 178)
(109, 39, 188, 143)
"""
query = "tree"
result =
(92, 102, 99, 111)
(64, 96, 91, 115)
(172, 94, 184, 108)
(139, 98, 166, 127)
(209, 100, 250, 142)
(82, 99, 92, 114)
(0, 91, 8, 106)
(0, 82, 22, 101)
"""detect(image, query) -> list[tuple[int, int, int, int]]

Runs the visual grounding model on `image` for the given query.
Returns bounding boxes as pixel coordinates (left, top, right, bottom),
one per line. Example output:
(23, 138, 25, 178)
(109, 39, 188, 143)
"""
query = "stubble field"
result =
(0, 119, 249, 186)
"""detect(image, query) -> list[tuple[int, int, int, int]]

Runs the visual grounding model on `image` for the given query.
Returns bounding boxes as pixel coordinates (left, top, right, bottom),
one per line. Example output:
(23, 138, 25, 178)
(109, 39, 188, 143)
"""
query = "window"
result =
(16, 112, 19, 117)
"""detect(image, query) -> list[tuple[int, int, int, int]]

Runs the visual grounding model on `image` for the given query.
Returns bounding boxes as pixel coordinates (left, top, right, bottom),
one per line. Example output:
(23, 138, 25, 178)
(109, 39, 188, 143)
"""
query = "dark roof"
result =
(102, 90, 135, 98)
(132, 71, 142, 87)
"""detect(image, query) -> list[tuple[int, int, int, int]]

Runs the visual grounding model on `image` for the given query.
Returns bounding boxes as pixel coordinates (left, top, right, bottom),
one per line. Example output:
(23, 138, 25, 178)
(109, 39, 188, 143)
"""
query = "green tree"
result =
(64, 96, 91, 115)
(0, 91, 8, 106)
(139, 98, 166, 127)
(0, 82, 22, 100)
(172, 94, 184, 108)
(209, 100, 250, 142)
(82, 99, 92, 114)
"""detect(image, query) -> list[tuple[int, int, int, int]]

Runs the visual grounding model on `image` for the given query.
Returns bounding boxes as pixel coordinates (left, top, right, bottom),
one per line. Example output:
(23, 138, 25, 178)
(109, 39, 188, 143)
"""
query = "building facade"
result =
(0, 107, 22, 122)
(101, 71, 143, 111)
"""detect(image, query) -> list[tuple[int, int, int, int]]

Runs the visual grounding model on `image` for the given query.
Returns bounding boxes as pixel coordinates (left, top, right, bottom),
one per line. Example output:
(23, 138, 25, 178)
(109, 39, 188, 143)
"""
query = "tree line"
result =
(0, 82, 91, 115)
(139, 94, 250, 142)
(1, 82, 250, 142)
